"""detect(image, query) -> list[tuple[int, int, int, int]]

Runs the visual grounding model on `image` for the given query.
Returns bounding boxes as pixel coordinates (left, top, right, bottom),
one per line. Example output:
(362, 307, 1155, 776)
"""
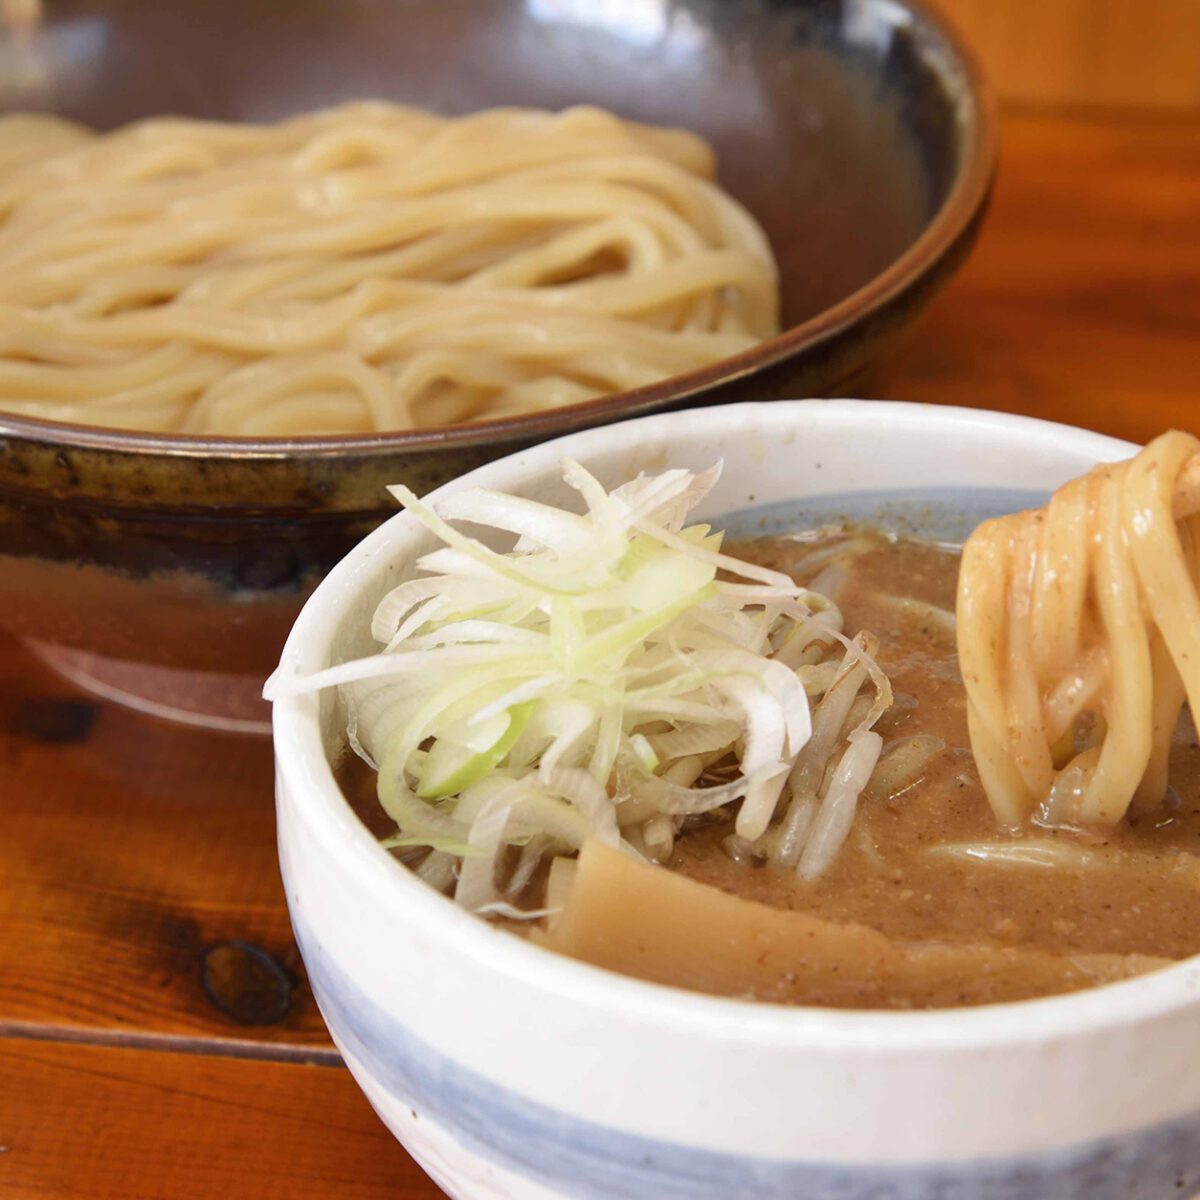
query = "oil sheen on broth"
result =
(339, 527, 1200, 1009)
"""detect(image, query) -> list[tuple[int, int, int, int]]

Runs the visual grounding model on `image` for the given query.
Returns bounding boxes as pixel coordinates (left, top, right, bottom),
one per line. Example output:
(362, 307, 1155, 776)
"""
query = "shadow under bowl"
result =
(0, 0, 996, 728)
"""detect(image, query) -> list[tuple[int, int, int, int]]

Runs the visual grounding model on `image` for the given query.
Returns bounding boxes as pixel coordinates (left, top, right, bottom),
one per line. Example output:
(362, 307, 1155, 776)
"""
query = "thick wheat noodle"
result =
(0, 103, 778, 435)
(958, 433, 1200, 828)
(1174, 455, 1200, 518)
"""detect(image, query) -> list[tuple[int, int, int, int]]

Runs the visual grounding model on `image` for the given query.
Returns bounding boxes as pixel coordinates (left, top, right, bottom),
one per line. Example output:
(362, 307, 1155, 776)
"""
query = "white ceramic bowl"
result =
(271, 401, 1200, 1200)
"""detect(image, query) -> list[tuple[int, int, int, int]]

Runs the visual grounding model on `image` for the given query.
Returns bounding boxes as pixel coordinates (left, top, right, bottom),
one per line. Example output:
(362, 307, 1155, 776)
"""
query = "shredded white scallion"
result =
(265, 460, 894, 910)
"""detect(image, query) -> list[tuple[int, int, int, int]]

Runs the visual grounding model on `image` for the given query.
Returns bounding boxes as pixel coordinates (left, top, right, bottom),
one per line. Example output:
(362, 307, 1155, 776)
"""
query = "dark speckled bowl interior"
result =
(0, 0, 995, 726)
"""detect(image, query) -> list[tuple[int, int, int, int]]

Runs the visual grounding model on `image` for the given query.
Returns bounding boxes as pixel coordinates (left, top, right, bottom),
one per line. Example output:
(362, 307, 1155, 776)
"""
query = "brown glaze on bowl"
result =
(0, 0, 996, 711)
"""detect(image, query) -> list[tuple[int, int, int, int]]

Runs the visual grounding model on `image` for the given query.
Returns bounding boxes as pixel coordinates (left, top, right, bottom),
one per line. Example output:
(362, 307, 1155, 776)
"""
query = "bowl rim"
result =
(270, 398, 1200, 1054)
(0, 0, 998, 462)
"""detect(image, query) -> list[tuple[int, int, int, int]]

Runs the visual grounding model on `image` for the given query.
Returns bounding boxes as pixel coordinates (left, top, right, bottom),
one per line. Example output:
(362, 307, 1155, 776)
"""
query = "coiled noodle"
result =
(0, 103, 778, 435)
(958, 430, 1200, 828)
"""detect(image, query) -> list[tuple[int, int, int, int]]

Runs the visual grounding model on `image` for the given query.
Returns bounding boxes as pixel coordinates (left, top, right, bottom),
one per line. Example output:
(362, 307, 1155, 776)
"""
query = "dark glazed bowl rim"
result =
(0, 0, 998, 465)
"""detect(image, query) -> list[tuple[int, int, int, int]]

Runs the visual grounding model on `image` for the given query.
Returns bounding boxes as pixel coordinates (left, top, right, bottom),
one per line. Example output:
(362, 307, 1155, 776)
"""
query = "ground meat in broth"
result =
(674, 530, 1200, 969)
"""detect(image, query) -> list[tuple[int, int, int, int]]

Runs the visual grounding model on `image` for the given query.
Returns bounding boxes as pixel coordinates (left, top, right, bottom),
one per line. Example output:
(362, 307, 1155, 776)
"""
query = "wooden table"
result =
(3, 107, 1199, 1199)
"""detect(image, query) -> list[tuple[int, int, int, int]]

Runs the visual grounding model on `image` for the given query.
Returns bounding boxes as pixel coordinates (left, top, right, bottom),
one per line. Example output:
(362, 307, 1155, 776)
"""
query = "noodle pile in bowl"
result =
(0, 103, 778, 436)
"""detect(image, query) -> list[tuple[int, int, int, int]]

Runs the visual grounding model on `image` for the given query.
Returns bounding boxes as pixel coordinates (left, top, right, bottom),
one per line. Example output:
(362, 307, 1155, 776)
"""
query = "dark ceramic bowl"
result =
(0, 0, 996, 730)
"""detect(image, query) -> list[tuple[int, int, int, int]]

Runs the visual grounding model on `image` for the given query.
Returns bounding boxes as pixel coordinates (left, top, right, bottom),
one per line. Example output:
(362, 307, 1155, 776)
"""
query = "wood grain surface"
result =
(888, 111, 1200, 444)
(4, 105, 1200, 1199)
(0, 1039, 440, 1200)
(0, 636, 332, 1052)
(932, 0, 1200, 112)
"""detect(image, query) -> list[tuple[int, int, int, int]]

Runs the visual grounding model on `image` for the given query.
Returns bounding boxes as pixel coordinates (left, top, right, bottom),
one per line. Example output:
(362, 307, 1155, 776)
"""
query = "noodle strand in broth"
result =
(958, 430, 1200, 828)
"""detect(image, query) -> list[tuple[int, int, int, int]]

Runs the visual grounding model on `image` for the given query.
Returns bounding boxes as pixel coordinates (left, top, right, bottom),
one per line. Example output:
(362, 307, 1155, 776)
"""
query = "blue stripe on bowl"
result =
(294, 916, 1200, 1200)
(714, 486, 1050, 544)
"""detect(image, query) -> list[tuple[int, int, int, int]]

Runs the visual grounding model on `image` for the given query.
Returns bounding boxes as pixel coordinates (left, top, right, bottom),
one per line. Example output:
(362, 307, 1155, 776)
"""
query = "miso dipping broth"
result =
(291, 456, 1200, 1012)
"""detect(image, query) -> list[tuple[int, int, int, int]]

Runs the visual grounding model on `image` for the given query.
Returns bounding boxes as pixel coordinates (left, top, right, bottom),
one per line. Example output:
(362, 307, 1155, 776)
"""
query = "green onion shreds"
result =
(266, 459, 891, 909)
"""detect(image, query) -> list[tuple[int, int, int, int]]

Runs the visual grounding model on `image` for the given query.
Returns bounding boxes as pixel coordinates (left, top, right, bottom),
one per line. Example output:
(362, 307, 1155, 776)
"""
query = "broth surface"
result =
(339, 528, 1200, 1008)
(664, 531, 1200, 1002)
